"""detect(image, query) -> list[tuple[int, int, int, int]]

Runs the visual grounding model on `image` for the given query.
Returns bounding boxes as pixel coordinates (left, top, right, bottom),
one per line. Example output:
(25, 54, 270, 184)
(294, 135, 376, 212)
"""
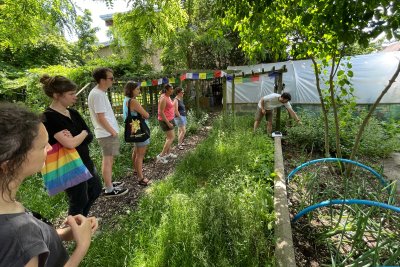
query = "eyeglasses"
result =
(106, 77, 114, 81)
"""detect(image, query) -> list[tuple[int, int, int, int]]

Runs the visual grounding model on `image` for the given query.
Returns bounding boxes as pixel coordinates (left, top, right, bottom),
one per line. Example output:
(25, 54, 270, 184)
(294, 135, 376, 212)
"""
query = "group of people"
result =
(0, 67, 188, 266)
(0, 66, 297, 266)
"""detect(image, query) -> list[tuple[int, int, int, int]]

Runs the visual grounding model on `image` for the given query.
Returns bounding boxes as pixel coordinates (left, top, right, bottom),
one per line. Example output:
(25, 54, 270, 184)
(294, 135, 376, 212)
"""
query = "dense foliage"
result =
(284, 111, 400, 158)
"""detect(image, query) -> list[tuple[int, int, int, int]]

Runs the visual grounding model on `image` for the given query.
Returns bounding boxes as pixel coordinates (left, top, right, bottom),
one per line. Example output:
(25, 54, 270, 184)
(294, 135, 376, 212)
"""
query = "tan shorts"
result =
(254, 107, 273, 122)
(97, 136, 120, 156)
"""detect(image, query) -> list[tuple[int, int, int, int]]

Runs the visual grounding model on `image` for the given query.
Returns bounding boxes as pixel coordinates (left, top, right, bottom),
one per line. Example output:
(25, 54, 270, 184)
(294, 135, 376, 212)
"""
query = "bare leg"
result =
(178, 126, 186, 144)
(267, 121, 272, 134)
(102, 155, 114, 188)
(160, 130, 175, 156)
(134, 146, 147, 181)
(254, 120, 260, 133)
(131, 147, 136, 173)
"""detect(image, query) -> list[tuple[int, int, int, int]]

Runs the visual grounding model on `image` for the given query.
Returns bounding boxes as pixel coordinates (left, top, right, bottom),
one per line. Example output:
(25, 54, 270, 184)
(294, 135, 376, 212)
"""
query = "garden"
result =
(2, 0, 400, 266)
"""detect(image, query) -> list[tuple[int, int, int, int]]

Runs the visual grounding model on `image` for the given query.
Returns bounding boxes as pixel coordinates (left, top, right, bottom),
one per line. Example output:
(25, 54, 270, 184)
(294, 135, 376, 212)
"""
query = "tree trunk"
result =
(329, 55, 342, 159)
(311, 57, 330, 157)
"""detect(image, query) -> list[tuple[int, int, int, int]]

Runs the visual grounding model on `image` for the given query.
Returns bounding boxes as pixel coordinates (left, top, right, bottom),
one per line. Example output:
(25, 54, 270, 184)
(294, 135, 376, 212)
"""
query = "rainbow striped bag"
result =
(41, 143, 92, 196)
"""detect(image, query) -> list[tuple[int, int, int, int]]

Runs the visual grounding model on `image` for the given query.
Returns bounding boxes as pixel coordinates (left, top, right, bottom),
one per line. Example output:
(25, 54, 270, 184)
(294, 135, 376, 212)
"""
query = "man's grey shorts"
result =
(97, 136, 120, 156)
(254, 107, 273, 122)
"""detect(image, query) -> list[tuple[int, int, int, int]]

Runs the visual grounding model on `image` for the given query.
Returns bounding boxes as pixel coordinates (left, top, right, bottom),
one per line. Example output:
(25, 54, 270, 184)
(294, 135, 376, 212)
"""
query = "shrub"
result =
(285, 112, 399, 158)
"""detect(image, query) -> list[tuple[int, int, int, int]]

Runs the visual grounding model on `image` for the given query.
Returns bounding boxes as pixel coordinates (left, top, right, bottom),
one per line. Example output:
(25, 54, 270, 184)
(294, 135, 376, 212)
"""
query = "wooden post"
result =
(275, 72, 283, 132)
(143, 86, 148, 110)
(231, 74, 235, 113)
(195, 80, 200, 110)
(223, 77, 227, 114)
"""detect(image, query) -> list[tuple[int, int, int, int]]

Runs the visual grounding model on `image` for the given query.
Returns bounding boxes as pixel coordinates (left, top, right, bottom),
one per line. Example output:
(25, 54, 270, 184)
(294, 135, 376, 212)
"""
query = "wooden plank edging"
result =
(273, 136, 296, 266)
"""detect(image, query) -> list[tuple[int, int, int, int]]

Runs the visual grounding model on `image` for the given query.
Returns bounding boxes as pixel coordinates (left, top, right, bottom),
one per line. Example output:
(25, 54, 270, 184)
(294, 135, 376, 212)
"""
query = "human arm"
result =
(287, 108, 301, 124)
(97, 113, 118, 137)
(131, 99, 149, 119)
(174, 99, 180, 117)
(57, 216, 98, 241)
(54, 130, 88, 149)
(61, 215, 93, 267)
(25, 215, 95, 267)
(25, 257, 39, 267)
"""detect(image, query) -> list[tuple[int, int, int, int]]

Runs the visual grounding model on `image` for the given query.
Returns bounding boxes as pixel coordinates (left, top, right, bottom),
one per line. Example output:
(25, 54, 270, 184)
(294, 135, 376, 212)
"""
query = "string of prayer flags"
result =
(133, 70, 229, 87)
(234, 77, 243, 83)
(226, 74, 260, 84)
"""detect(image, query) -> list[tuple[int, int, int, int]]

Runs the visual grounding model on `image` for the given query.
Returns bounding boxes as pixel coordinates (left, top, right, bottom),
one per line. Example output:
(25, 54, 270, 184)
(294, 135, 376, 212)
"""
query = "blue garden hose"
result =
(287, 158, 388, 188)
(292, 199, 400, 222)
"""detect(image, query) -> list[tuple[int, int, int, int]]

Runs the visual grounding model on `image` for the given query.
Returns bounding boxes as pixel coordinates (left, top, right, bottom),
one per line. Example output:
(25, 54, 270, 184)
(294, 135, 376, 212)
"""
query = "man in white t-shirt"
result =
(88, 67, 128, 197)
(253, 92, 301, 134)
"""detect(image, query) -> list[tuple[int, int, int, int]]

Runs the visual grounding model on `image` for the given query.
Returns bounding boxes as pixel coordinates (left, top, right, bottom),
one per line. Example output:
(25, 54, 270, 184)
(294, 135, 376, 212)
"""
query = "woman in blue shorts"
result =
(173, 87, 187, 150)
(123, 82, 151, 186)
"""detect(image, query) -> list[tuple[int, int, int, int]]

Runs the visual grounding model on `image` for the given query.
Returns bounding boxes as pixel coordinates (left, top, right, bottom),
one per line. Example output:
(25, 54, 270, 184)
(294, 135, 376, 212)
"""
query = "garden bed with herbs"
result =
(281, 112, 400, 267)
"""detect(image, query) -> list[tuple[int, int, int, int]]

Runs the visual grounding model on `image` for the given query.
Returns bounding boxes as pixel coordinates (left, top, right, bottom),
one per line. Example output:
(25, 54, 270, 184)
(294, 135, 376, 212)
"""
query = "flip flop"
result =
(138, 179, 151, 186)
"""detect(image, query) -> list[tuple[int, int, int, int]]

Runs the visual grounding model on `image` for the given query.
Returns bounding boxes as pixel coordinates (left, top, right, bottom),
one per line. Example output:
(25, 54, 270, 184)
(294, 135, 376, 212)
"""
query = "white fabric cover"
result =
(227, 51, 400, 104)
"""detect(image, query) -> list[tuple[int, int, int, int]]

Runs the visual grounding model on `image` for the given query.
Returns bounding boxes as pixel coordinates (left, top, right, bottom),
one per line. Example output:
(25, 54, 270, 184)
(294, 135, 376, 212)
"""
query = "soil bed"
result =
(282, 141, 398, 266)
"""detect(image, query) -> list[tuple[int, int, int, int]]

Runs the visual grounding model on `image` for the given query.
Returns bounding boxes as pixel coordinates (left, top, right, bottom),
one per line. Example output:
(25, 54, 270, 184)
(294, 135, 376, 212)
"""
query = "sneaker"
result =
(167, 153, 177, 159)
(103, 187, 129, 197)
(156, 154, 169, 164)
(178, 145, 184, 150)
(102, 181, 125, 190)
(112, 181, 125, 187)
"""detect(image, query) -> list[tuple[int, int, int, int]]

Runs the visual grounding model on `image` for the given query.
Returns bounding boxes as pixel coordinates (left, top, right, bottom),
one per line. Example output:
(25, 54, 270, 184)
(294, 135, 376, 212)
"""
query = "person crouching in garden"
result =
(173, 87, 187, 150)
(0, 102, 97, 266)
(123, 81, 151, 186)
(41, 74, 102, 216)
(253, 92, 301, 134)
(156, 84, 177, 163)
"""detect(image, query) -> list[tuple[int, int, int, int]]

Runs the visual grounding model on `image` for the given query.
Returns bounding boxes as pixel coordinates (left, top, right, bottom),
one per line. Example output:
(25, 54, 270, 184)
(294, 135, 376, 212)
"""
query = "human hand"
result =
(62, 129, 72, 138)
(111, 131, 118, 137)
(261, 109, 266, 115)
(87, 216, 98, 235)
(66, 215, 92, 249)
(168, 122, 173, 129)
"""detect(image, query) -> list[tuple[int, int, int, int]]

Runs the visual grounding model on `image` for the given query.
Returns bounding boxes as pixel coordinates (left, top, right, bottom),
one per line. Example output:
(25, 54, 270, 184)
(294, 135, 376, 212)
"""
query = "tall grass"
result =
(81, 115, 276, 267)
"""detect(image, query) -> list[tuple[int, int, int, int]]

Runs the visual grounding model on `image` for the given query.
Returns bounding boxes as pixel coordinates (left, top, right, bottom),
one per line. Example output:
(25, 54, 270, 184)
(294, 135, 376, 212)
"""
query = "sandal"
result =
(138, 178, 151, 186)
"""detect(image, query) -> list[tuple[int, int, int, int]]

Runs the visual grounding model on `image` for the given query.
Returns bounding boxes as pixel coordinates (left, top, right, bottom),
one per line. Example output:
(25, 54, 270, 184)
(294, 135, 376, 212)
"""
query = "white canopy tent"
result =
(226, 51, 400, 104)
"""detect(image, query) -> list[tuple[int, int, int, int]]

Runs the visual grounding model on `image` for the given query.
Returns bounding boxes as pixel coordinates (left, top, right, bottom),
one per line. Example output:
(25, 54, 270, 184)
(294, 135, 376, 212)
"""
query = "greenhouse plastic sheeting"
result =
(226, 51, 400, 104)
